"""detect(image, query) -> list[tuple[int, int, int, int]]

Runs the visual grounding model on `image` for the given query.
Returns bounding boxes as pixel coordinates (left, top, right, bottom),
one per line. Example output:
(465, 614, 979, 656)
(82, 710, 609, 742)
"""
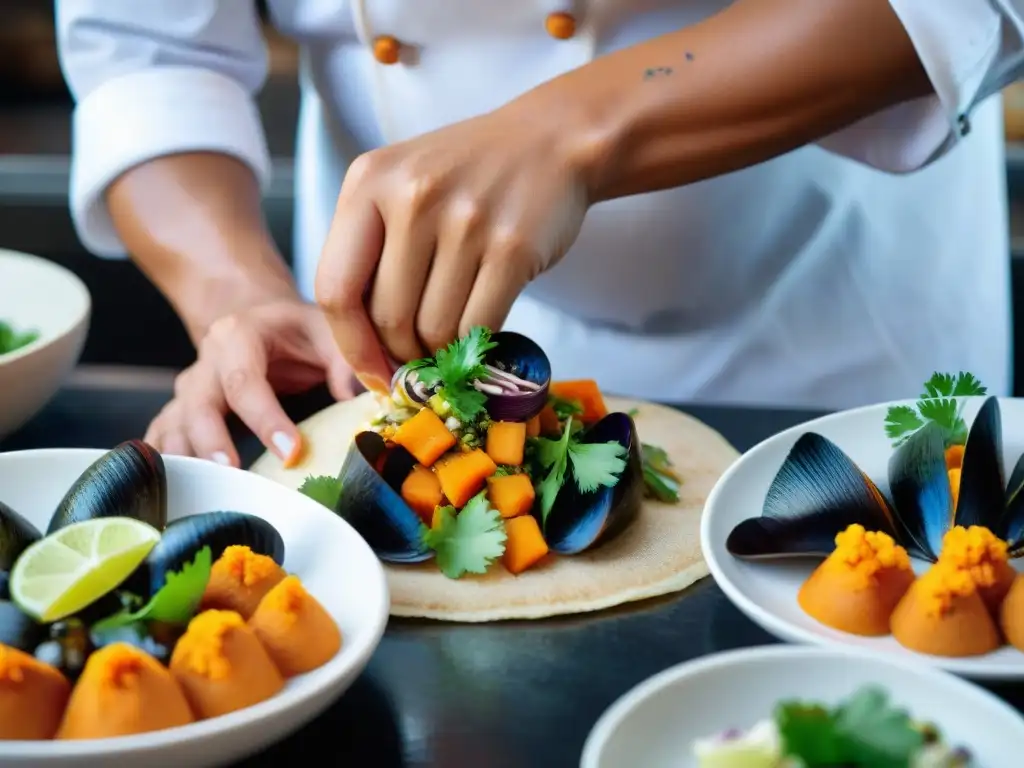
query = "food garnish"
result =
(0, 320, 39, 356)
(640, 443, 681, 503)
(884, 371, 987, 447)
(422, 493, 507, 579)
(297, 475, 343, 510)
(411, 325, 498, 422)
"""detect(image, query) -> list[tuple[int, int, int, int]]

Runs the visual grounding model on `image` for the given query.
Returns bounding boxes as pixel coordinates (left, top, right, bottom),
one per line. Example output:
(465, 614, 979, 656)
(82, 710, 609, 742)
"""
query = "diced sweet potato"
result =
(538, 405, 561, 436)
(485, 421, 527, 466)
(525, 415, 541, 438)
(435, 449, 498, 508)
(393, 408, 456, 467)
(487, 474, 536, 519)
(401, 464, 443, 525)
(549, 380, 608, 424)
(502, 516, 549, 575)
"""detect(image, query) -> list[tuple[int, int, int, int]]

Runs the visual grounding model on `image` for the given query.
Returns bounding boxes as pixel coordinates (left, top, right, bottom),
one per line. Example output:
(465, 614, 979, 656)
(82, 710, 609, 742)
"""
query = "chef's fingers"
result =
(145, 404, 194, 457)
(204, 318, 302, 466)
(366, 216, 434, 364)
(316, 175, 391, 394)
(305, 310, 360, 402)
(175, 364, 239, 467)
(459, 243, 533, 338)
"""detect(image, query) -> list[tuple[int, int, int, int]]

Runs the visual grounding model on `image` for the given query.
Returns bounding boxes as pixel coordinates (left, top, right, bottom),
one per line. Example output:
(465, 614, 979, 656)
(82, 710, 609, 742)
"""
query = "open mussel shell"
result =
(0, 599, 43, 653)
(543, 412, 642, 555)
(1003, 453, 1024, 556)
(134, 511, 285, 597)
(726, 432, 899, 560)
(0, 501, 41, 599)
(335, 432, 433, 563)
(956, 396, 1005, 530)
(887, 422, 954, 561)
(48, 439, 167, 534)
(477, 331, 551, 422)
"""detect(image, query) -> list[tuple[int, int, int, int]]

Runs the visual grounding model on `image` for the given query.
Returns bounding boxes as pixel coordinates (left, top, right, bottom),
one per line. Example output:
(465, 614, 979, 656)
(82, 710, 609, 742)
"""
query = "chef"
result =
(57, 0, 1019, 467)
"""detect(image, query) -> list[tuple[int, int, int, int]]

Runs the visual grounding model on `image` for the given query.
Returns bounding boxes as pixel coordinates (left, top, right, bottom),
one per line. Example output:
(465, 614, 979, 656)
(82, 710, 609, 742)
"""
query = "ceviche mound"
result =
(0, 441, 341, 741)
(727, 372, 1024, 658)
(250, 325, 740, 622)
(694, 684, 973, 767)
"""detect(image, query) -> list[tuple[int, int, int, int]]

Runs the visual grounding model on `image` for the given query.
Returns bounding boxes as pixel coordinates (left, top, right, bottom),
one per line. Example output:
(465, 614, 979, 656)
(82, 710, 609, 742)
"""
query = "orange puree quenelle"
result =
(937, 525, 1016, 615)
(170, 609, 284, 719)
(201, 545, 287, 619)
(248, 575, 342, 677)
(999, 574, 1024, 652)
(57, 643, 193, 739)
(891, 560, 1002, 657)
(0, 644, 71, 740)
(797, 524, 914, 636)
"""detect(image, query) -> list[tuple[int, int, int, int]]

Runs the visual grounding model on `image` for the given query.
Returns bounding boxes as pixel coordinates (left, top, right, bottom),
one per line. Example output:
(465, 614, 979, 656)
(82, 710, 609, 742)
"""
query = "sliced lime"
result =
(9, 517, 161, 622)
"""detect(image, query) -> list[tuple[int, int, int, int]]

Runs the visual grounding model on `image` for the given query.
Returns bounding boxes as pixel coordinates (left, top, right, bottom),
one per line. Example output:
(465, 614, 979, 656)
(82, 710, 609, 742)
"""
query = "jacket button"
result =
(545, 12, 576, 40)
(372, 35, 402, 65)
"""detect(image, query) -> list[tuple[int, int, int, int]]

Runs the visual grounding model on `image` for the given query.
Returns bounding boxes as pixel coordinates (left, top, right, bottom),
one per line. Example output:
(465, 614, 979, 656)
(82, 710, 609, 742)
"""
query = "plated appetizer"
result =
(0, 441, 341, 741)
(727, 372, 1024, 658)
(693, 685, 972, 767)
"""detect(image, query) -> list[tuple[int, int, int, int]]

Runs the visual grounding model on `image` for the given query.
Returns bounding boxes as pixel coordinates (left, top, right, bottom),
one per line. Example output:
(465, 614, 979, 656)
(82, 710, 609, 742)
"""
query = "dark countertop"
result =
(2, 366, 1024, 767)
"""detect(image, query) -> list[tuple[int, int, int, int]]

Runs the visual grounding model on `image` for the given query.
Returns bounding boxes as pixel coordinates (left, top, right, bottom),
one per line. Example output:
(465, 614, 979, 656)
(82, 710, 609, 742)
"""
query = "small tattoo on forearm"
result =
(642, 53, 694, 81)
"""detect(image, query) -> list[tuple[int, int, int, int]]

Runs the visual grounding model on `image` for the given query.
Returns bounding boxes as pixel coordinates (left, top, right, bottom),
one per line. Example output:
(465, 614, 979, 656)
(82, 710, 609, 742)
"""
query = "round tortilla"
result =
(250, 392, 739, 622)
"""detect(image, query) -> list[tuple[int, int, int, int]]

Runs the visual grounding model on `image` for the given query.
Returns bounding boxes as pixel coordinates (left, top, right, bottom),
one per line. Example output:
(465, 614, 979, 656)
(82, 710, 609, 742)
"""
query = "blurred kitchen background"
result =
(4, 1, 1024, 389)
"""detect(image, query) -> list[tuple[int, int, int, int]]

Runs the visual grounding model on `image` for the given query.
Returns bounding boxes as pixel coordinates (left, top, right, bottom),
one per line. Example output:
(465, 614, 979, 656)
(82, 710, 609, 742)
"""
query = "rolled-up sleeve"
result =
(56, 0, 271, 257)
(819, 0, 1024, 173)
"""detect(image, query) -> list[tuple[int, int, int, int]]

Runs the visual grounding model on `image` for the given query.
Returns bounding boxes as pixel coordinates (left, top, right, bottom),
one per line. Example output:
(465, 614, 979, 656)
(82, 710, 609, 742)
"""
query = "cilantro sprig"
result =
(531, 417, 628, 526)
(641, 443, 682, 503)
(549, 394, 584, 422)
(884, 371, 986, 447)
(298, 474, 343, 510)
(775, 686, 924, 767)
(421, 492, 507, 578)
(413, 326, 497, 422)
(92, 546, 213, 631)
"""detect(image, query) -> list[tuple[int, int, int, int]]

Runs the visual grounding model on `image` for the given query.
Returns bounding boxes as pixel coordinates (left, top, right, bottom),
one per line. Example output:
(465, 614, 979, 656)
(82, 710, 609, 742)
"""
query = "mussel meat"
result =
(335, 432, 434, 563)
(476, 331, 551, 422)
(0, 599, 43, 653)
(0, 501, 41, 599)
(135, 511, 285, 597)
(726, 432, 899, 560)
(47, 439, 167, 534)
(543, 412, 643, 555)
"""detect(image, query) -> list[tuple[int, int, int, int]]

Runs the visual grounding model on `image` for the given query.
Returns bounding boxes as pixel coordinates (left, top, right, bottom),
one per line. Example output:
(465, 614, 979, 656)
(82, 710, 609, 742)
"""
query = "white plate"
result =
(581, 645, 1024, 768)
(0, 448, 389, 767)
(701, 396, 1024, 680)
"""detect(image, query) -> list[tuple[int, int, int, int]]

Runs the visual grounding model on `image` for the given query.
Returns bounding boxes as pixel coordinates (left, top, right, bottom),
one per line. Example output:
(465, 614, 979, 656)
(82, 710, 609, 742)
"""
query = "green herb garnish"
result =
(0, 320, 39, 356)
(92, 546, 213, 631)
(775, 686, 924, 767)
(298, 474, 343, 509)
(641, 443, 681, 503)
(884, 371, 987, 447)
(549, 394, 584, 421)
(531, 417, 628, 526)
(421, 492, 507, 579)
(414, 326, 498, 422)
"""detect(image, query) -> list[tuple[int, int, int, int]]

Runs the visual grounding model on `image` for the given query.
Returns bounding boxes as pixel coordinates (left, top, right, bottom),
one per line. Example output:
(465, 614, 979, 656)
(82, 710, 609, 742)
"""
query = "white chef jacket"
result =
(56, 0, 1024, 409)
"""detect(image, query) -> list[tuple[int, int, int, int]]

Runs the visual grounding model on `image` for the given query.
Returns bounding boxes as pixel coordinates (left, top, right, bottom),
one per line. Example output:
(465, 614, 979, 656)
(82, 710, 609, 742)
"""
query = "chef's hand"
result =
(144, 300, 357, 467)
(314, 102, 591, 391)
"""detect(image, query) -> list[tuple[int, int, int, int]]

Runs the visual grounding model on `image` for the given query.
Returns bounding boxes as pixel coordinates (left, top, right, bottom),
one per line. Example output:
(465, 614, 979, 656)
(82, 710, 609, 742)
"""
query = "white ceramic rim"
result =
(0, 451, 390, 759)
(579, 644, 1024, 767)
(0, 248, 91, 365)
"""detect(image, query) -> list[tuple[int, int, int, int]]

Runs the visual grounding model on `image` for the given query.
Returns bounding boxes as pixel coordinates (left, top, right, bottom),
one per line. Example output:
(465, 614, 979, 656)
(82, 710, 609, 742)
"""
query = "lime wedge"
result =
(9, 517, 161, 622)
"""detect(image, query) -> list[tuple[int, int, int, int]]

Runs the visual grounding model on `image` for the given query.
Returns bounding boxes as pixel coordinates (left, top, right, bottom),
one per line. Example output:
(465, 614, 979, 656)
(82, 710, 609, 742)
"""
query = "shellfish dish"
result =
(727, 371, 1024, 659)
(693, 684, 972, 767)
(295, 326, 682, 579)
(0, 440, 342, 741)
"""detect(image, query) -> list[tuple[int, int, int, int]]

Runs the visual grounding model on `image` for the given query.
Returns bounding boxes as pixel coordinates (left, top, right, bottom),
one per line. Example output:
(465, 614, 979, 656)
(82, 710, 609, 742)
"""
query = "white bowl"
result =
(582, 646, 1024, 768)
(0, 448, 389, 767)
(701, 397, 1024, 680)
(0, 249, 91, 440)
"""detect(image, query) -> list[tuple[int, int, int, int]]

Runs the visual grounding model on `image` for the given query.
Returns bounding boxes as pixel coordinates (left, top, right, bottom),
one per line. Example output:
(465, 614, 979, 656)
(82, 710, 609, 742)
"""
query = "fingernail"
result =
(356, 373, 390, 395)
(272, 431, 296, 460)
(211, 451, 231, 466)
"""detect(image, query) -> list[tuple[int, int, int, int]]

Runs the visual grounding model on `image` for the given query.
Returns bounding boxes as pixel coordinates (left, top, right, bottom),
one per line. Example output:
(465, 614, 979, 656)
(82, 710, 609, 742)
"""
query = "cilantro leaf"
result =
(416, 326, 498, 422)
(549, 394, 584, 421)
(948, 371, 987, 397)
(297, 475, 343, 510)
(568, 441, 627, 493)
(884, 405, 924, 444)
(92, 546, 213, 631)
(884, 371, 987, 447)
(533, 419, 574, 525)
(641, 442, 682, 503)
(775, 702, 844, 765)
(421, 493, 507, 578)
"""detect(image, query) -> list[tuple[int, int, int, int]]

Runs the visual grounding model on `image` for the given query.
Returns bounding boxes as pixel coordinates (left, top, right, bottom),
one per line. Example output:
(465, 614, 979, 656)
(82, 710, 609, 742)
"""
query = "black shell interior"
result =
(0, 598, 42, 653)
(0, 501, 41, 599)
(485, 331, 552, 391)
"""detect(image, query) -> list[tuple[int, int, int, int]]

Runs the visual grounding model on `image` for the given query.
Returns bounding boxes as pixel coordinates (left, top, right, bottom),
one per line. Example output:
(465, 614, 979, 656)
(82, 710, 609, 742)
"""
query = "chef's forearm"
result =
(106, 152, 298, 342)
(534, 0, 932, 202)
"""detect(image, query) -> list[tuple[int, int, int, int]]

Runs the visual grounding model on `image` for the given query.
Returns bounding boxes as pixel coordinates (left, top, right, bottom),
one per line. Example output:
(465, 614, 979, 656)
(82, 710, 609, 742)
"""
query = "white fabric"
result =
(56, 0, 1021, 409)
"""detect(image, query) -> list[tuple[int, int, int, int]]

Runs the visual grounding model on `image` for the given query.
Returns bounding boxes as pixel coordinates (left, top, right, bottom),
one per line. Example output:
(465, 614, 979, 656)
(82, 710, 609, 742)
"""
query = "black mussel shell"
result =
(955, 396, 1005, 531)
(542, 412, 642, 555)
(1003, 454, 1024, 556)
(888, 422, 954, 561)
(0, 501, 41, 600)
(0, 599, 43, 653)
(727, 433, 899, 560)
(134, 511, 285, 598)
(48, 440, 167, 534)
(335, 432, 433, 563)
(479, 331, 551, 422)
